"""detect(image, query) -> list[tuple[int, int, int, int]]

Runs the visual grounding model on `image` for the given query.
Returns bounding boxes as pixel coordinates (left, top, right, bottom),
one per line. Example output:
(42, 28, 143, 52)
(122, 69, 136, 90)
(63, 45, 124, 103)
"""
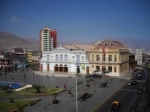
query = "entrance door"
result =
(102, 66, 106, 73)
(64, 65, 68, 72)
(86, 66, 89, 74)
(77, 66, 80, 73)
(47, 64, 49, 71)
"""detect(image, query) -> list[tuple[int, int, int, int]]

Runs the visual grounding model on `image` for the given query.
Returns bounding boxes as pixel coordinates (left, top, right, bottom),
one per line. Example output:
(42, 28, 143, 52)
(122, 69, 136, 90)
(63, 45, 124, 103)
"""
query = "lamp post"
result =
(76, 77, 78, 112)
(24, 74, 26, 85)
(5, 72, 7, 82)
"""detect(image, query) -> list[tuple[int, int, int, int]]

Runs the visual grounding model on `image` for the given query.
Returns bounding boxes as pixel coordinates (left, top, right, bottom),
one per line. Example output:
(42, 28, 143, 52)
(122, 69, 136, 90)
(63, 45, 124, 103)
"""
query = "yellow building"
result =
(89, 40, 129, 76)
(26, 50, 32, 64)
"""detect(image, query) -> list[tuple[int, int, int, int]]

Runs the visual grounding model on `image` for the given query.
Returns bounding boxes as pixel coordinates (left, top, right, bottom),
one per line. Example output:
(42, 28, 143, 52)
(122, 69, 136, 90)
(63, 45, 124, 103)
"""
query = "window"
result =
(92, 55, 94, 61)
(81, 56, 84, 62)
(60, 55, 63, 62)
(65, 55, 68, 61)
(56, 55, 58, 61)
(72, 56, 75, 62)
(96, 55, 99, 61)
(114, 66, 116, 72)
(108, 66, 112, 72)
(109, 55, 112, 61)
(47, 55, 50, 60)
(102, 55, 105, 62)
(114, 55, 117, 61)
(51, 56, 53, 61)
(77, 55, 80, 62)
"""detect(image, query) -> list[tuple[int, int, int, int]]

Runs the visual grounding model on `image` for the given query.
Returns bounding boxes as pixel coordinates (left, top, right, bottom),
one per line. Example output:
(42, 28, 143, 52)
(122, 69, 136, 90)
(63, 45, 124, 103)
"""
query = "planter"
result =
(52, 99, 58, 104)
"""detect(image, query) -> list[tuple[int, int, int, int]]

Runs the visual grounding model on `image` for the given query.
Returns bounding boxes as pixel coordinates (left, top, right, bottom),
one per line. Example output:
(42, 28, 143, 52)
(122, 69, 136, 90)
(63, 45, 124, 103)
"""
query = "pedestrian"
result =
(64, 84, 66, 90)
(33, 72, 34, 75)
(12, 78, 14, 83)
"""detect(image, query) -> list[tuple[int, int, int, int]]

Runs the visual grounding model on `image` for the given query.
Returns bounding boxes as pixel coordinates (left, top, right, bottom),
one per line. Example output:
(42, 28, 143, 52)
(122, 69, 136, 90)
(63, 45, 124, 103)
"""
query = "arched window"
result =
(72, 56, 75, 62)
(81, 56, 84, 62)
(92, 55, 94, 61)
(51, 56, 53, 61)
(60, 55, 63, 62)
(65, 55, 68, 61)
(56, 55, 58, 61)
(47, 55, 50, 60)
(77, 55, 80, 62)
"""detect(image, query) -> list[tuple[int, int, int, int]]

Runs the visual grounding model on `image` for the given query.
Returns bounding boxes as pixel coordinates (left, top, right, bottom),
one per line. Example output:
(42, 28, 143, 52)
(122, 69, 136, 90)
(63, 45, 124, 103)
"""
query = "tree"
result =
(86, 79, 90, 87)
(52, 93, 59, 104)
(9, 97, 14, 103)
(89, 78, 95, 86)
(1, 85, 10, 93)
(32, 84, 41, 93)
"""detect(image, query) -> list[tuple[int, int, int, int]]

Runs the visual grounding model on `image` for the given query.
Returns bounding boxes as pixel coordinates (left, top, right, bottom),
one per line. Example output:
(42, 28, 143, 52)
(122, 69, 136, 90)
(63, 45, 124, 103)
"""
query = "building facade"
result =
(40, 44, 90, 75)
(89, 40, 129, 76)
(135, 48, 146, 65)
(40, 26, 57, 51)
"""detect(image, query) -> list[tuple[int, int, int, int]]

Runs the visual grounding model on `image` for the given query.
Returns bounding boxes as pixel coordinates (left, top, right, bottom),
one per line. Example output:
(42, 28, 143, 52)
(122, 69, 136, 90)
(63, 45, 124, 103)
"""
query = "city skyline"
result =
(0, 0, 150, 44)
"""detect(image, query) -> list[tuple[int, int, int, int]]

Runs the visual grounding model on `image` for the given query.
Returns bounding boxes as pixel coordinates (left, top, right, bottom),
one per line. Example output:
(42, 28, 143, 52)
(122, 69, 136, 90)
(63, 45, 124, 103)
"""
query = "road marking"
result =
(91, 83, 127, 112)
(120, 89, 137, 91)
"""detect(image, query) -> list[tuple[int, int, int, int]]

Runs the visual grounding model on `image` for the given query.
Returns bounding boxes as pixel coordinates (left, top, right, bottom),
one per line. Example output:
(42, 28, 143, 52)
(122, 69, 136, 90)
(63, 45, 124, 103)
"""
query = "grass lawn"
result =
(0, 87, 64, 97)
(0, 100, 34, 112)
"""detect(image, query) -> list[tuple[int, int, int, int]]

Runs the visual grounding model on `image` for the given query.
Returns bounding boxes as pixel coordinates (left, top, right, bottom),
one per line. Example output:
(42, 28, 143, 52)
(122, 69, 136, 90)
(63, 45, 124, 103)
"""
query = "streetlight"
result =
(5, 72, 7, 82)
(24, 74, 26, 85)
(76, 77, 78, 112)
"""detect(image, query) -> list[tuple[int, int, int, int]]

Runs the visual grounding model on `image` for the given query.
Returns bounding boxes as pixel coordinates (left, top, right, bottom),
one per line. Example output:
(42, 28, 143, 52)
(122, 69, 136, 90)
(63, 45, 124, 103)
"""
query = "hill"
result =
(0, 32, 39, 50)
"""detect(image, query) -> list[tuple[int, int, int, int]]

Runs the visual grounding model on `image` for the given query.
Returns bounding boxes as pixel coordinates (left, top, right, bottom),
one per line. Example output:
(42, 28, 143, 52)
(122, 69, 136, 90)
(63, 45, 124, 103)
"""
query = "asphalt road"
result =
(93, 67, 149, 112)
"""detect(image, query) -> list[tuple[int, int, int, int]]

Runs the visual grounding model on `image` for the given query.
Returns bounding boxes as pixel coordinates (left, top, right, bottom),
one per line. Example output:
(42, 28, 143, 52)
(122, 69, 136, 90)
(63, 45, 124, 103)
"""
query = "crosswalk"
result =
(129, 80, 145, 82)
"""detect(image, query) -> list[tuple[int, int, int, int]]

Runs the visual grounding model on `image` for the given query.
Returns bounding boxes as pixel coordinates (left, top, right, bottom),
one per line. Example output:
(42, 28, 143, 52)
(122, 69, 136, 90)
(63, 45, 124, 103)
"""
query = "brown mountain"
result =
(0, 32, 39, 50)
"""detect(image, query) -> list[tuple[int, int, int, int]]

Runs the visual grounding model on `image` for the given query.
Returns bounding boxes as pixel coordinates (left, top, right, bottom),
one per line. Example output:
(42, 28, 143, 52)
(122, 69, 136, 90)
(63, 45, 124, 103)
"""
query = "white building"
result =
(135, 48, 146, 65)
(40, 44, 92, 75)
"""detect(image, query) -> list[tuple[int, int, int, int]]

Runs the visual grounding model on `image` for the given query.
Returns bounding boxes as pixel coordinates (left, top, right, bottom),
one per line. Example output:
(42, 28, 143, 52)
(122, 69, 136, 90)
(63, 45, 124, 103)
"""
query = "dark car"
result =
(111, 101, 121, 110)
(133, 69, 138, 72)
(91, 74, 102, 78)
(78, 93, 92, 101)
(131, 80, 137, 85)
(137, 75, 142, 80)
(99, 82, 108, 88)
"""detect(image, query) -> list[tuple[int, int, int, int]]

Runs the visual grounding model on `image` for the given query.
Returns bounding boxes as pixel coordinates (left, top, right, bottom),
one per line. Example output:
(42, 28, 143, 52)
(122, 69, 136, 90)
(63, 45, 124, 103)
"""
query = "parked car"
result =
(131, 80, 137, 85)
(111, 101, 121, 110)
(91, 74, 102, 78)
(78, 93, 92, 101)
(99, 82, 108, 88)
(133, 68, 139, 72)
(137, 75, 142, 80)
(93, 70, 102, 74)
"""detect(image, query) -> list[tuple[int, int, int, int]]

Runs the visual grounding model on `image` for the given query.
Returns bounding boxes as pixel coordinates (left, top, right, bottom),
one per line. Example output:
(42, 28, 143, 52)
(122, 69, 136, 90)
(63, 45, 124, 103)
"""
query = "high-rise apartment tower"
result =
(40, 26, 57, 51)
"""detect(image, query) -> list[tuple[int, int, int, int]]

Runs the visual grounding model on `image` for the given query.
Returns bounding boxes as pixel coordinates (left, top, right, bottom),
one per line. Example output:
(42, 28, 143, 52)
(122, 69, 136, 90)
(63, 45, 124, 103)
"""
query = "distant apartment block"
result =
(40, 26, 57, 51)
(135, 48, 146, 65)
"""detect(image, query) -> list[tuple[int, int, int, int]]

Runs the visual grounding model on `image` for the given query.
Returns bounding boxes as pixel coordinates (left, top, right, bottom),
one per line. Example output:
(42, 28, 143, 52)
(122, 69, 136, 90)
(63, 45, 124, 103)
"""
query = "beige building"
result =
(89, 40, 129, 76)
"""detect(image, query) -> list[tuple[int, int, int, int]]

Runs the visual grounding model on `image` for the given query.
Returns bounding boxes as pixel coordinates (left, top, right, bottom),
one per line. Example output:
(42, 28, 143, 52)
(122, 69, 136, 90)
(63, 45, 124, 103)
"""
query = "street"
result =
(93, 67, 149, 112)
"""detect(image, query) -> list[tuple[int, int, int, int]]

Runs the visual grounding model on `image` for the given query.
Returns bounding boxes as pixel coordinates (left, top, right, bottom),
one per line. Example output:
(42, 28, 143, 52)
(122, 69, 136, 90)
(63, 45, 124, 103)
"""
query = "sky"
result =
(0, 0, 150, 43)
